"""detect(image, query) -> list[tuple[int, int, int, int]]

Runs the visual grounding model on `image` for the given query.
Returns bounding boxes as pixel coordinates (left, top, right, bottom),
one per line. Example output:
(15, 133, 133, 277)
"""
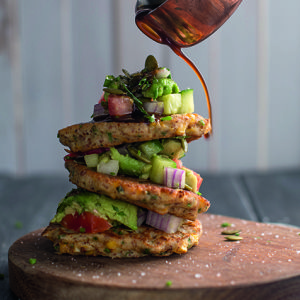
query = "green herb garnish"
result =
(29, 258, 37, 265)
(221, 222, 232, 227)
(160, 116, 172, 121)
(165, 280, 172, 287)
(107, 132, 113, 142)
(112, 205, 126, 216)
(120, 81, 155, 122)
(14, 221, 23, 229)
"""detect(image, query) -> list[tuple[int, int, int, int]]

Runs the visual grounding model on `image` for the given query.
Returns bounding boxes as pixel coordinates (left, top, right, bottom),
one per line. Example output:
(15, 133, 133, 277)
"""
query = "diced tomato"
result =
(98, 92, 106, 103)
(63, 153, 78, 161)
(108, 94, 133, 116)
(193, 171, 203, 190)
(61, 211, 112, 233)
(173, 159, 183, 169)
(61, 213, 78, 230)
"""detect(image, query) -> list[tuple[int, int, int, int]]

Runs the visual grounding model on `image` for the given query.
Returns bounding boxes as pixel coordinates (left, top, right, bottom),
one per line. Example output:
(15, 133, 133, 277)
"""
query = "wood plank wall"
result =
(0, 0, 300, 176)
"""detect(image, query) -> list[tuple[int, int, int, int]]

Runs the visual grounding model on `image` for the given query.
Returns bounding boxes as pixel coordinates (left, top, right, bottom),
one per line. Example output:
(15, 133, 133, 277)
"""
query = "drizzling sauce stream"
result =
(136, 0, 242, 137)
(170, 45, 212, 138)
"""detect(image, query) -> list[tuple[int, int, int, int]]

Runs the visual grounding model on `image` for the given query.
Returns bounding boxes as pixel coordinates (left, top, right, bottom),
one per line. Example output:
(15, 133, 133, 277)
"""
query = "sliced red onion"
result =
(82, 148, 109, 156)
(143, 101, 164, 114)
(146, 211, 182, 233)
(154, 67, 171, 79)
(164, 167, 186, 189)
(137, 208, 147, 226)
(93, 102, 108, 119)
(63, 148, 109, 161)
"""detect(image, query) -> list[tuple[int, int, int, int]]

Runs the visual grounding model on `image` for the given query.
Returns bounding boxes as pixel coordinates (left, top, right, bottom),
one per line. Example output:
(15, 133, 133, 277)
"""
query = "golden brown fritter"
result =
(65, 160, 210, 221)
(42, 219, 202, 258)
(58, 114, 211, 153)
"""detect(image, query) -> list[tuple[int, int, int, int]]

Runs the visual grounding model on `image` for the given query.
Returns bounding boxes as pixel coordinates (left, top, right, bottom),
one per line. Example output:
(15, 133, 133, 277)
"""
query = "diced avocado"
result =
(160, 139, 185, 159)
(157, 93, 181, 115)
(183, 167, 198, 193)
(179, 89, 194, 114)
(110, 147, 149, 178)
(149, 155, 177, 185)
(51, 189, 138, 230)
(84, 153, 99, 168)
(98, 152, 111, 164)
(142, 78, 180, 99)
(138, 140, 163, 159)
(139, 164, 152, 180)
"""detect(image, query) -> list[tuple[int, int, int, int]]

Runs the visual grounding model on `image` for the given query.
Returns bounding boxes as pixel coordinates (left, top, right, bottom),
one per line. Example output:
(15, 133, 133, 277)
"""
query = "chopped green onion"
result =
(165, 280, 172, 287)
(199, 119, 205, 126)
(29, 258, 37, 265)
(120, 81, 155, 122)
(14, 221, 23, 229)
(221, 222, 232, 227)
(160, 116, 172, 121)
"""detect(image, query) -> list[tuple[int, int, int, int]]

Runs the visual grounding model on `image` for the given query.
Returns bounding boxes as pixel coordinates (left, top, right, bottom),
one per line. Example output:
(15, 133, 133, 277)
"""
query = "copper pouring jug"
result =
(135, 0, 243, 48)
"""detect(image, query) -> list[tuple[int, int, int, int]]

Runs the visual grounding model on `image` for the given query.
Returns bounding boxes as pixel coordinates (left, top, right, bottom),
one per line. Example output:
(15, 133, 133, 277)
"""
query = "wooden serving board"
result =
(8, 214, 300, 300)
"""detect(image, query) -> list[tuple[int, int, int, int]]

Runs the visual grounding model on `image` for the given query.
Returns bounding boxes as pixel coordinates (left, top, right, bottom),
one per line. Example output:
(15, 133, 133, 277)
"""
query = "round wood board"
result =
(8, 214, 300, 300)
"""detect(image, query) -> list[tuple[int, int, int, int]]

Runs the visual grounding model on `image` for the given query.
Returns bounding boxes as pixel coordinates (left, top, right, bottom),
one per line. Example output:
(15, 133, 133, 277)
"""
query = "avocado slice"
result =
(51, 190, 138, 230)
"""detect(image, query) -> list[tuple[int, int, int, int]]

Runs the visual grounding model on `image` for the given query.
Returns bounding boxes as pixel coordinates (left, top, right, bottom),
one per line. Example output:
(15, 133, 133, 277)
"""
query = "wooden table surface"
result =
(1, 169, 300, 299)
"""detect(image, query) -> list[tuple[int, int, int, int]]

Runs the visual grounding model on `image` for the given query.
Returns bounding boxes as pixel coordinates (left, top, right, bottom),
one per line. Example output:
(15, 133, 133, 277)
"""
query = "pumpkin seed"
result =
(103, 88, 126, 95)
(221, 222, 232, 227)
(181, 138, 188, 153)
(122, 68, 131, 78)
(221, 230, 241, 235)
(225, 235, 243, 241)
(127, 146, 151, 164)
(185, 184, 193, 191)
(145, 55, 158, 71)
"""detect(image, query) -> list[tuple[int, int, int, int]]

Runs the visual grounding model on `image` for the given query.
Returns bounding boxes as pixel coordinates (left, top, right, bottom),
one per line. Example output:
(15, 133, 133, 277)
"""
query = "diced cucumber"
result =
(97, 160, 119, 176)
(138, 140, 163, 159)
(149, 155, 177, 185)
(160, 139, 185, 159)
(84, 154, 99, 168)
(110, 147, 148, 178)
(179, 89, 194, 113)
(157, 93, 182, 115)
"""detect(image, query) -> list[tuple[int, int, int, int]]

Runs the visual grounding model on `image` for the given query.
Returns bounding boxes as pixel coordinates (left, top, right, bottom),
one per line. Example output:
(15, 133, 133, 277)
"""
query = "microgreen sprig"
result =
(120, 81, 155, 123)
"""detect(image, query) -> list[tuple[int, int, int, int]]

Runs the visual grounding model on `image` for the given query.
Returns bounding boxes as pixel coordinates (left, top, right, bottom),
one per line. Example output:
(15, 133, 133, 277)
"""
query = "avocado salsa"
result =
(92, 55, 194, 123)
